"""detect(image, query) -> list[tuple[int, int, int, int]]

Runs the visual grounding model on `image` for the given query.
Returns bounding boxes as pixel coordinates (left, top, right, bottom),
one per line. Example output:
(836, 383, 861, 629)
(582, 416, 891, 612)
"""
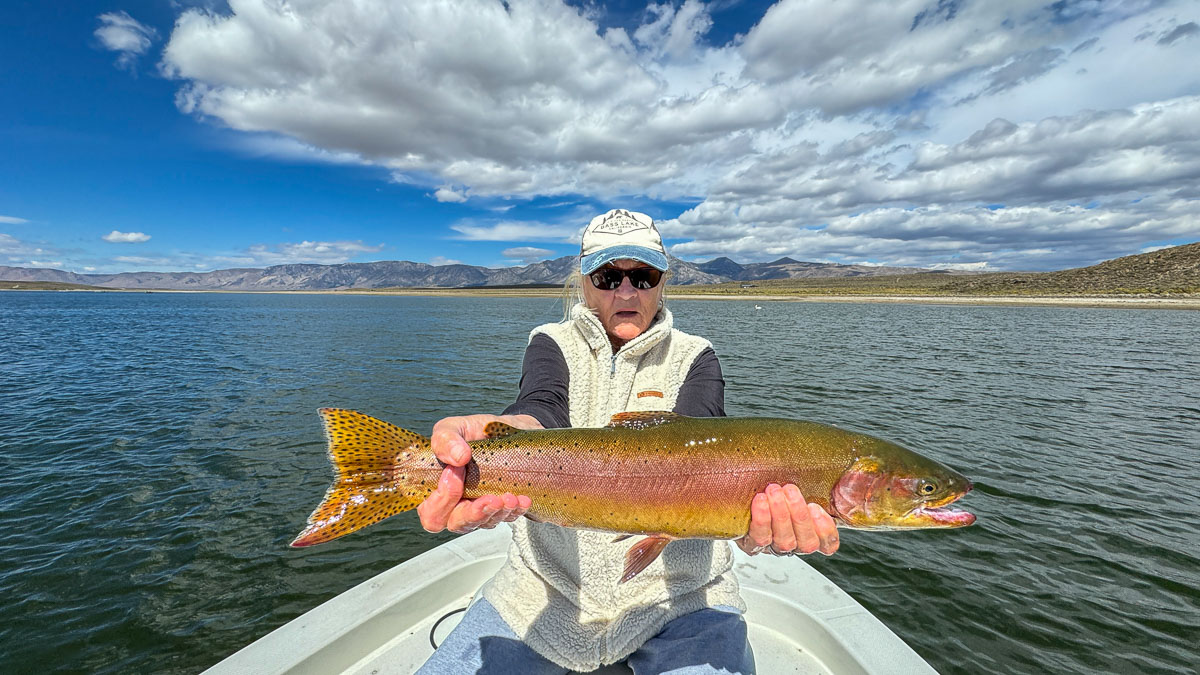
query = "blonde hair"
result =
(560, 267, 669, 323)
(561, 272, 586, 322)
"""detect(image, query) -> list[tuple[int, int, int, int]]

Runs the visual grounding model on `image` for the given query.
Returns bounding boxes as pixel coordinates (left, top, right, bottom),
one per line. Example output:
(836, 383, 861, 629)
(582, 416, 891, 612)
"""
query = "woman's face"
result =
(582, 258, 664, 349)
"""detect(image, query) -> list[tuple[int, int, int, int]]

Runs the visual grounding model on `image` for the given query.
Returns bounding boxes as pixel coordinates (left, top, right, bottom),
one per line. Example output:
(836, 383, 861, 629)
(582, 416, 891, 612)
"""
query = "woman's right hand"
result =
(735, 483, 839, 557)
(416, 414, 538, 534)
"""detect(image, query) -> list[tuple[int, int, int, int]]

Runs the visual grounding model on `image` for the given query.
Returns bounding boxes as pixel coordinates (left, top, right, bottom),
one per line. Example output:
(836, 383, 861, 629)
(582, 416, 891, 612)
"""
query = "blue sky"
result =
(2, 0, 1199, 274)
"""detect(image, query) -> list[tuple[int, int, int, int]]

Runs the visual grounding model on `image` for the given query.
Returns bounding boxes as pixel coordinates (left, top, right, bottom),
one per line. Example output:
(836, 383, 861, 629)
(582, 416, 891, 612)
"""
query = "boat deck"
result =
(205, 528, 934, 674)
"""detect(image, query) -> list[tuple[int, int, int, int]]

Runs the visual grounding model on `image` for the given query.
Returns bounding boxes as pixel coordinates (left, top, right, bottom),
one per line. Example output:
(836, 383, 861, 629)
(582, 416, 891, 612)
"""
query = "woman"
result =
(416, 209, 839, 674)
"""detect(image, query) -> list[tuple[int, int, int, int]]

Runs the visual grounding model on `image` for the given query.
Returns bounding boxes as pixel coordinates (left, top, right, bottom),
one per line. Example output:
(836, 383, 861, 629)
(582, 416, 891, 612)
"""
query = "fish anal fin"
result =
(607, 411, 686, 430)
(620, 535, 674, 584)
(483, 421, 521, 439)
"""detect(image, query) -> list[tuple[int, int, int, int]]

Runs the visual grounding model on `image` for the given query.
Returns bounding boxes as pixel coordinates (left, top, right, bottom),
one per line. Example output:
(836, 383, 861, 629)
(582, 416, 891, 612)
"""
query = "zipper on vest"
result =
(610, 352, 617, 376)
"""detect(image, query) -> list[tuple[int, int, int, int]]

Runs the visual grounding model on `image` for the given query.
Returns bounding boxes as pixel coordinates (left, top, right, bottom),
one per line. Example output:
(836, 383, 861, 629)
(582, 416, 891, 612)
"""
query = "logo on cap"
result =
(591, 209, 650, 236)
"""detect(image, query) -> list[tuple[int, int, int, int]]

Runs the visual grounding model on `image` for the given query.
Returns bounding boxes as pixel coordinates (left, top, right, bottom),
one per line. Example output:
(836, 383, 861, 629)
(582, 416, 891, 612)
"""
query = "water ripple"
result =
(1, 293, 1197, 673)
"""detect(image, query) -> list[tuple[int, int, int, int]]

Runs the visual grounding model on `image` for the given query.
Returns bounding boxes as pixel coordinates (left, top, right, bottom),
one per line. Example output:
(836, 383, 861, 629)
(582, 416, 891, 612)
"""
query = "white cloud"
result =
(103, 230, 152, 243)
(163, 0, 658, 196)
(1, 235, 65, 269)
(633, 1, 713, 61)
(5, 234, 386, 274)
(1139, 244, 1174, 254)
(113, 255, 172, 266)
(702, 96, 1200, 218)
(157, 0, 1200, 270)
(668, 195, 1200, 271)
(239, 240, 386, 266)
(0, 215, 29, 224)
(95, 11, 157, 70)
(434, 186, 468, 203)
(927, 262, 994, 272)
(429, 256, 464, 266)
(233, 134, 362, 164)
(450, 220, 576, 241)
(502, 246, 555, 263)
(1, 233, 60, 263)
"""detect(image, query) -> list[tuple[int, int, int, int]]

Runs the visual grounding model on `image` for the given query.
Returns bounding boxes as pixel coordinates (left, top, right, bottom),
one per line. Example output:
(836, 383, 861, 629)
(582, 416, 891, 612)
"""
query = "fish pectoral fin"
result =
(611, 534, 633, 543)
(483, 422, 521, 439)
(606, 411, 687, 430)
(620, 535, 674, 584)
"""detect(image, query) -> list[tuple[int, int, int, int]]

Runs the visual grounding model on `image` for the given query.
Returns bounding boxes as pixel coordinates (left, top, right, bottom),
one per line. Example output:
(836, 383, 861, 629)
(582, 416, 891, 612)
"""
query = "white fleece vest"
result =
(479, 304, 745, 671)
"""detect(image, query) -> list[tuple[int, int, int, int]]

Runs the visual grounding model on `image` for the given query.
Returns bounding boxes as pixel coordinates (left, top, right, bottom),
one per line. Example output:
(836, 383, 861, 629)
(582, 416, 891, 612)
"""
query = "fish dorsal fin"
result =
(483, 421, 521, 439)
(606, 411, 685, 430)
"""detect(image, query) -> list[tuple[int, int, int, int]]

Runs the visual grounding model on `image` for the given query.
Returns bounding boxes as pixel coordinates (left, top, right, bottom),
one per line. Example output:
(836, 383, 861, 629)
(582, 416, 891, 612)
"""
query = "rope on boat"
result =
(429, 606, 469, 650)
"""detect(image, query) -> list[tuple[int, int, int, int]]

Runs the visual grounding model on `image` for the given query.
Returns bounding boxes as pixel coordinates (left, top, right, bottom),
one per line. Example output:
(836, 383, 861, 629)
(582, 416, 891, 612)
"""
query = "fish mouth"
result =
(909, 503, 976, 527)
(907, 487, 976, 527)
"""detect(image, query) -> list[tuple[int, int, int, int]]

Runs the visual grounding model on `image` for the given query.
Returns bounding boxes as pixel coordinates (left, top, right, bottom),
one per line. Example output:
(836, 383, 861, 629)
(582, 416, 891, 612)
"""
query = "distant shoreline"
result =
(673, 293, 1200, 309)
(5, 285, 1199, 309)
(343, 290, 1200, 309)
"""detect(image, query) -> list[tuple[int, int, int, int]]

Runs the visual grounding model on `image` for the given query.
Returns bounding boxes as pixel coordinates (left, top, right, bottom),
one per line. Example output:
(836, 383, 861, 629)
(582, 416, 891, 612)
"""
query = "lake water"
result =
(1, 292, 1197, 674)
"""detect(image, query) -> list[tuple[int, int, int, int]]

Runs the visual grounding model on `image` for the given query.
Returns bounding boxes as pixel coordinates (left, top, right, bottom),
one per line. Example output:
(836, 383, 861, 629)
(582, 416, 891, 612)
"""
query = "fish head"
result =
(830, 440, 975, 530)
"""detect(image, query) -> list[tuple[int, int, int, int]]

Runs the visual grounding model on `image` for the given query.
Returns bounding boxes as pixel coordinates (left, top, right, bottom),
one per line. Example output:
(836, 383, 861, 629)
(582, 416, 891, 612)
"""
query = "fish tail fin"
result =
(290, 408, 438, 547)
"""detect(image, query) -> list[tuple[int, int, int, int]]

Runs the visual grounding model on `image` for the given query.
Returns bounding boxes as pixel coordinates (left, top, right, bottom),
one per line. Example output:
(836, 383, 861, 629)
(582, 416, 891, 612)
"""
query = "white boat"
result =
(205, 528, 935, 674)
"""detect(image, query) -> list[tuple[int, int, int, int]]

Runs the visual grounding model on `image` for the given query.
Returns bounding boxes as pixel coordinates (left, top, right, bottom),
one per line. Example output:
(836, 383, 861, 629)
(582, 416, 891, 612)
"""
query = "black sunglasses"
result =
(588, 266, 663, 291)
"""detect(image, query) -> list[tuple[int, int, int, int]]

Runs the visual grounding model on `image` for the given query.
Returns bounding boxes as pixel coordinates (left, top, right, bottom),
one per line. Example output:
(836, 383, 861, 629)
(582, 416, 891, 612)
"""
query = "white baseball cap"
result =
(579, 209, 669, 274)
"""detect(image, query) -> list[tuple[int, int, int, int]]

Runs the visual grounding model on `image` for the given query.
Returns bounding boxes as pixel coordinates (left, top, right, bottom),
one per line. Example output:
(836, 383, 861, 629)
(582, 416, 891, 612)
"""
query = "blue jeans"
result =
(417, 598, 755, 674)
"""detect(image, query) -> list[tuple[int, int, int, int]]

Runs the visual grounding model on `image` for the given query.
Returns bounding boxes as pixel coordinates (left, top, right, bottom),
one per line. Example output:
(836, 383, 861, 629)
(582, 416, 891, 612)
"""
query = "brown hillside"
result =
(944, 242, 1200, 295)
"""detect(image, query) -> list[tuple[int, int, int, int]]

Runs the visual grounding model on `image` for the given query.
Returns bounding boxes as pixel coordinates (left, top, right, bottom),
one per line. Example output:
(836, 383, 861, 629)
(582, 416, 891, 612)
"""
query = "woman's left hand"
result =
(736, 483, 839, 556)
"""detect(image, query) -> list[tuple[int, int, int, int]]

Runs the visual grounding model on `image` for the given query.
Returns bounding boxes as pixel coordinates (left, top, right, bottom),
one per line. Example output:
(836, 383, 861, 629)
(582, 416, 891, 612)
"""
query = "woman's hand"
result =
(416, 414, 539, 534)
(736, 483, 839, 556)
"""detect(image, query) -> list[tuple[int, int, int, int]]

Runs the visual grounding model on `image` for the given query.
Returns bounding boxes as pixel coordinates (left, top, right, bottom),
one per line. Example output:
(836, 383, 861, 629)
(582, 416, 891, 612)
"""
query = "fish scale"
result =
(293, 408, 975, 582)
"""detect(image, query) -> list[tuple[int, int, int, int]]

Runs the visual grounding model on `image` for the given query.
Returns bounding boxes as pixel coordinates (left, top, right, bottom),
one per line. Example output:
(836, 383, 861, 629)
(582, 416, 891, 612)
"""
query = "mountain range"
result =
(0, 256, 932, 291)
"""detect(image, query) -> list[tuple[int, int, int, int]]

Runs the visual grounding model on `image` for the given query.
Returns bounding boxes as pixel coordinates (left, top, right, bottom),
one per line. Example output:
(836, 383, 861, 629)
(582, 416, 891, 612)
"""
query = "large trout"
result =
(292, 408, 975, 581)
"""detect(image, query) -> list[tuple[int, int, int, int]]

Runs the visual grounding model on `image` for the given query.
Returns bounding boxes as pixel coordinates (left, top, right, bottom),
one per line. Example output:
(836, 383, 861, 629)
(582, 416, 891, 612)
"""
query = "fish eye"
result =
(920, 481, 937, 494)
